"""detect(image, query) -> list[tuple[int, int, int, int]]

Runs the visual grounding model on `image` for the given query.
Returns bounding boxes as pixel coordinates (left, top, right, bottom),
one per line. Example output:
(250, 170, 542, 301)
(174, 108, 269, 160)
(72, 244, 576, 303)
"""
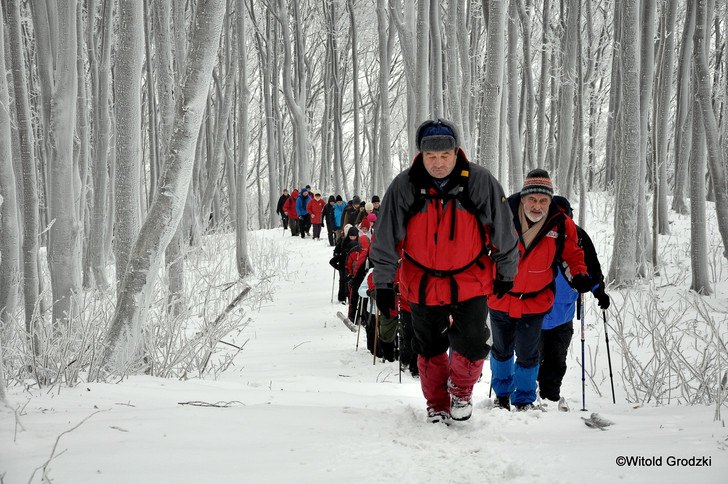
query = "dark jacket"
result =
(276, 194, 289, 217)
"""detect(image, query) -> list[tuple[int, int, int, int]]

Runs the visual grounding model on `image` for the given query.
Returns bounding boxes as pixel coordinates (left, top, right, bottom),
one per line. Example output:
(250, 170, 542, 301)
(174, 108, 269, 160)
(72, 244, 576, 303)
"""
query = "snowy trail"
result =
(2, 229, 727, 483)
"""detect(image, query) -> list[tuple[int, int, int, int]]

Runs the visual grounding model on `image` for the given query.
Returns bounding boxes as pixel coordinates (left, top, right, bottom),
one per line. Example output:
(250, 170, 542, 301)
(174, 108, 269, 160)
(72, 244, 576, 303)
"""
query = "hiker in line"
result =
(296, 187, 312, 238)
(488, 169, 592, 412)
(276, 189, 290, 230)
(307, 189, 326, 241)
(370, 119, 519, 424)
(538, 195, 611, 411)
(283, 189, 300, 236)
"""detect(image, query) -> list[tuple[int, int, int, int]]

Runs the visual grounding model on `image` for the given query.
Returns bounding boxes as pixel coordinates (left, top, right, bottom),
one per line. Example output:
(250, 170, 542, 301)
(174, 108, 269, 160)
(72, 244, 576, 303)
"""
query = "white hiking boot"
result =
(558, 397, 570, 412)
(427, 409, 451, 424)
(450, 396, 473, 421)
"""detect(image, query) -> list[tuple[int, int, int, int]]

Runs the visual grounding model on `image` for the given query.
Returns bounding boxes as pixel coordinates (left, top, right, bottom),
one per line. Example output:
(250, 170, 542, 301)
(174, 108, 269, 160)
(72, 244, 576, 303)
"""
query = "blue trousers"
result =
(489, 309, 544, 405)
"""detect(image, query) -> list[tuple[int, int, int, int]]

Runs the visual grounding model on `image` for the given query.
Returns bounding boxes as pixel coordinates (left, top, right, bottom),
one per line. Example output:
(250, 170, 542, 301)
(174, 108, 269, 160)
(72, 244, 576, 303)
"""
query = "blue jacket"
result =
(542, 269, 578, 330)
(296, 189, 311, 216)
(334, 201, 347, 227)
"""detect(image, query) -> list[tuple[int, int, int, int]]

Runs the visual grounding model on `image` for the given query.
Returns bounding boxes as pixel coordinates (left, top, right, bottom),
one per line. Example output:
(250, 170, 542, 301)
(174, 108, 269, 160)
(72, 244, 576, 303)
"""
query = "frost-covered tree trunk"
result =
(6, 0, 40, 342)
(348, 0, 363, 192)
(0, 5, 20, 327)
(47, 0, 82, 325)
(604, 0, 622, 186)
(653, 0, 676, 235)
(479, 0, 505, 174)
(456, 0, 473, 155)
(507, 0, 523, 192)
(536, 0, 551, 168)
(693, 0, 728, 258)
(689, 82, 712, 294)
(672, 0, 696, 214)
(446, 0, 463, 149)
(277, 0, 309, 185)
(415, 0, 429, 124)
(516, 0, 535, 172)
(429, 0, 443, 118)
(114, 0, 144, 284)
(390, 0, 417, 158)
(634, 0, 655, 276)
(236, 0, 253, 277)
(377, 0, 393, 192)
(84, 0, 112, 289)
(608, 0, 641, 286)
(554, 0, 578, 194)
(99, 0, 226, 374)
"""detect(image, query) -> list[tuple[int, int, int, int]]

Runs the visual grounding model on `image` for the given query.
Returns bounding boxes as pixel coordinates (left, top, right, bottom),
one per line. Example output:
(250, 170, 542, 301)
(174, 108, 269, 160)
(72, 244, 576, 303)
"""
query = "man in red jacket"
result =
(488, 169, 592, 411)
(370, 119, 519, 424)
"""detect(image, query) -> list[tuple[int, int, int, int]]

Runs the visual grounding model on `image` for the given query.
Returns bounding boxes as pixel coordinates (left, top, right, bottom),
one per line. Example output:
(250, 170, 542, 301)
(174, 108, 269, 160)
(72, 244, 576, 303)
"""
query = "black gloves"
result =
(492, 279, 514, 299)
(375, 287, 396, 315)
(571, 273, 593, 293)
(593, 286, 611, 310)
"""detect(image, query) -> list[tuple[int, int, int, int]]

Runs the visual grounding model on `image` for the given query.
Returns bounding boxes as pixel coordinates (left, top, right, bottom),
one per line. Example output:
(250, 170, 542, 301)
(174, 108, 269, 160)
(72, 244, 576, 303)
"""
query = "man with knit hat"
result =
(488, 168, 592, 411)
(370, 118, 519, 424)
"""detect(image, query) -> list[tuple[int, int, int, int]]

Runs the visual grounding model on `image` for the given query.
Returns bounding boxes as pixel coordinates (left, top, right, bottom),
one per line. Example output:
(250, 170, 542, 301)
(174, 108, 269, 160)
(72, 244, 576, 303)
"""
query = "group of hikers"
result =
(279, 118, 612, 425)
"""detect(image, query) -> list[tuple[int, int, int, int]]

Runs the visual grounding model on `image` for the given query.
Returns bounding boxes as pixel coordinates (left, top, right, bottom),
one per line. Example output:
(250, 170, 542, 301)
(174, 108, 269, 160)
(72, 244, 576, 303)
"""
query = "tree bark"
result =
(478, 0, 506, 174)
(507, 0, 523, 192)
(608, 0, 641, 286)
(236, 0, 253, 277)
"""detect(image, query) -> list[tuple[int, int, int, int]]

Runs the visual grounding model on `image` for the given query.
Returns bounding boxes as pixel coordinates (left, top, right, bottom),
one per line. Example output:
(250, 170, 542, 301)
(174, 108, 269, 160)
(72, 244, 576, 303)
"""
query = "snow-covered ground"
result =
(2, 195, 728, 483)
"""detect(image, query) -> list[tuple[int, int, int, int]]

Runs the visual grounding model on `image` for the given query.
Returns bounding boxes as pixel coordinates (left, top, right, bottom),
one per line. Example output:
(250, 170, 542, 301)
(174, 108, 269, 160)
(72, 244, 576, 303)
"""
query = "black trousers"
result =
(312, 223, 322, 239)
(281, 215, 289, 230)
(410, 296, 490, 361)
(398, 310, 418, 373)
(337, 269, 348, 302)
(537, 321, 574, 401)
(327, 227, 337, 246)
(299, 215, 311, 238)
(289, 218, 299, 236)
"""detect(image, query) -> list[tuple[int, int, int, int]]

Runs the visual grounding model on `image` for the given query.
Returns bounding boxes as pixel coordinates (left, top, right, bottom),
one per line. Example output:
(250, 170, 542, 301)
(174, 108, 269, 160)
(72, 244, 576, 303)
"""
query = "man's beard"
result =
(525, 210, 545, 223)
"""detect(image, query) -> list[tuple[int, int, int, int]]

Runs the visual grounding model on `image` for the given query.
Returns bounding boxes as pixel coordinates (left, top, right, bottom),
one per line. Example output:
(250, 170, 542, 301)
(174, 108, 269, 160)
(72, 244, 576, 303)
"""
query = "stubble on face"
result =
(422, 149, 457, 179)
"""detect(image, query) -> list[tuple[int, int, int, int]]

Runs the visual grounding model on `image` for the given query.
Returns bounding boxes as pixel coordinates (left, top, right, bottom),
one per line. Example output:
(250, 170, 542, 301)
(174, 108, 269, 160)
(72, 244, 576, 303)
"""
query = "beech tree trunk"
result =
(479, 0, 506, 174)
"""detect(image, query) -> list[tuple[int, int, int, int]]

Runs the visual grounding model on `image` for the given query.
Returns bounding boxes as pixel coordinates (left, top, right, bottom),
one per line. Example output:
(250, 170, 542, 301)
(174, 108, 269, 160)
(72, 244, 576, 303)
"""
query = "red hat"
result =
(366, 213, 377, 223)
(359, 218, 371, 230)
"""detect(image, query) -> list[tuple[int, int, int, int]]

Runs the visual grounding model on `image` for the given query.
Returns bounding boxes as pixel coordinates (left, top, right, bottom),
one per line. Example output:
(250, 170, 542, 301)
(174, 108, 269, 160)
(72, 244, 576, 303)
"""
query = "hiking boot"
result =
(558, 397, 569, 412)
(426, 409, 451, 424)
(514, 403, 537, 412)
(450, 396, 473, 421)
(493, 396, 511, 411)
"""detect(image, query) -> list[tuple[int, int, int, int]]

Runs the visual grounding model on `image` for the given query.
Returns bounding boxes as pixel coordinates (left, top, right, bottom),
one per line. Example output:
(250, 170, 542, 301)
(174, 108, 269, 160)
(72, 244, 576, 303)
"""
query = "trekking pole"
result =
(355, 296, 364, 351)
(330, 269, 336, 303)
(397, 295, 402, 383)
(373, 308, 380, 365)
(603, 310, 616, 404)
(578, 294, 587, 412)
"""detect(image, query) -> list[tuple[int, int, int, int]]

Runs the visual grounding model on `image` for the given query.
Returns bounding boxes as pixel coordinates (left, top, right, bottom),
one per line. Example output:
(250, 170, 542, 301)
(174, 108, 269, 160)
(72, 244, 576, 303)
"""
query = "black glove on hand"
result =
(593, 286, 611, 310)
(571, 273, 593, 293)
(492, 279, 514, 299)
(375, 287, 396, 315)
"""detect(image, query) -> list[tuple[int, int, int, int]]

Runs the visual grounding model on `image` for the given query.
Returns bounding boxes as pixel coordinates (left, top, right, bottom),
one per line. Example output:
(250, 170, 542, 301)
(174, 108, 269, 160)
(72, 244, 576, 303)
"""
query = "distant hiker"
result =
(538, 195, 611, 410)
(343, 195, 362, 227)
(283, 189, 300, 236)
(296, 187, 312, 238)
(330, 224, 356, 303)
(488, 169, 591, 412)
(307, 190, 326, 240)
(370, 118, 519, 424)
(355, 201, 375, 225)
(276, 189, 290, 230)
(323, 195, 338, 246)
(371, 195, 381, 215)
(333, 195, 347, 239)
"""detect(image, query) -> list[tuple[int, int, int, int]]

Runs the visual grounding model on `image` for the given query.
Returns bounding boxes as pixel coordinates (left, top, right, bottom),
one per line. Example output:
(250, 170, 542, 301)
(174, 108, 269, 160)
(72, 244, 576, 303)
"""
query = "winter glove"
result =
(593, 286, 611, 310)
(571, 273, 593, 293)
(375, 287, 396, 316)
(492, 279, 514, 299)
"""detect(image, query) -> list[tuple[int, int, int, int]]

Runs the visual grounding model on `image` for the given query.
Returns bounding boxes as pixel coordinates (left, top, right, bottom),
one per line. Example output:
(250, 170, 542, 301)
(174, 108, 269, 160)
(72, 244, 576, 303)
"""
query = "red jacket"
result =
(488, 195, 588, 318)
(307, 197, 326, 225)
(370, 151, 519, 307)
(283, 190, 299, 219)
